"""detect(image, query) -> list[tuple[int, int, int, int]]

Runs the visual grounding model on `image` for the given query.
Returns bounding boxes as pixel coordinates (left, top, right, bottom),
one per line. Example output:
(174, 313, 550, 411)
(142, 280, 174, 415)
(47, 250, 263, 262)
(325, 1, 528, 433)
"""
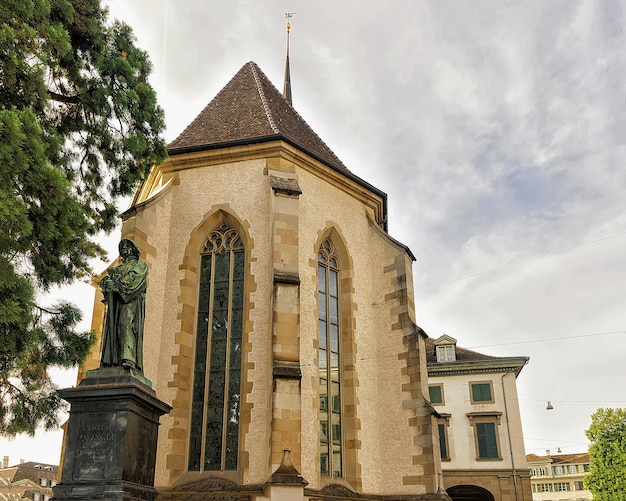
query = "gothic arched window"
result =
(318, 239, 342, 477)
(189, 222, 245, 471)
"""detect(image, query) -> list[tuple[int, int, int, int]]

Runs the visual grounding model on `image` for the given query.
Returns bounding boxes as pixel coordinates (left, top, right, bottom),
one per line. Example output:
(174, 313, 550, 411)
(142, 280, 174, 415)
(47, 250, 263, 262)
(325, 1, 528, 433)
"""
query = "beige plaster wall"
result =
(429, 371, 528, 472)
(84, 146, 439, 497)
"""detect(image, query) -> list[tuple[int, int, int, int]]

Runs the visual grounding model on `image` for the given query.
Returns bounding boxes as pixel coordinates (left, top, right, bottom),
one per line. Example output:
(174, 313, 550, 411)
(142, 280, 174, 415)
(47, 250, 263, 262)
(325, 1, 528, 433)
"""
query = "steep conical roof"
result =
(168, 61, 349, 173)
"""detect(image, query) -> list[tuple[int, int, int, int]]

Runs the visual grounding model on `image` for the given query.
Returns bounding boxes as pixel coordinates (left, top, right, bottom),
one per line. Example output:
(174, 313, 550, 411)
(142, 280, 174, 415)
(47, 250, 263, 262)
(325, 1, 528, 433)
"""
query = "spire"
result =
(283, 12, 296, 104)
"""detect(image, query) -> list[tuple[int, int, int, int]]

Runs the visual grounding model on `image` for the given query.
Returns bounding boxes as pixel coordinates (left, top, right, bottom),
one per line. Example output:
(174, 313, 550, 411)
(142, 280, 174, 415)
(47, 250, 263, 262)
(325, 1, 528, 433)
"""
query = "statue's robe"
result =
(101, 258, 148, 371)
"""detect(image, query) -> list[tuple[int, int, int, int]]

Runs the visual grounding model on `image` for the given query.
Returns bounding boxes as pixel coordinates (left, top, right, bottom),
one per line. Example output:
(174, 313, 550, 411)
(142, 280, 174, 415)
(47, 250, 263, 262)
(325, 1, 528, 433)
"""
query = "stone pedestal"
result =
(52, 369, 171, 501)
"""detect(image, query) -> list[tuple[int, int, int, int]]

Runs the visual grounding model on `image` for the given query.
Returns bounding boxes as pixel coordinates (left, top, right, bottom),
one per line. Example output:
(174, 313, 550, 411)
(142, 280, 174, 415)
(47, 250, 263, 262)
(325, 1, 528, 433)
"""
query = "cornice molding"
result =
(427, 357, 529, 377)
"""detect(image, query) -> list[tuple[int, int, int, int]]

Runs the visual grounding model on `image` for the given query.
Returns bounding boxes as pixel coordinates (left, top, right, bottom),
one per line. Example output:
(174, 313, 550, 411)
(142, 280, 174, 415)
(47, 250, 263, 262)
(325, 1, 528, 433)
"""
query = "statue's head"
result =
(119, 239, 141, 259)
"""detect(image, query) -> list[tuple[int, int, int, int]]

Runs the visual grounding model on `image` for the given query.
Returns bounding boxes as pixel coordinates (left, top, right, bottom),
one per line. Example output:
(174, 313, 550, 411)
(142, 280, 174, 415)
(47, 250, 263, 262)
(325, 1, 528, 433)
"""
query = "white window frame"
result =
(436, 344, 455, 362)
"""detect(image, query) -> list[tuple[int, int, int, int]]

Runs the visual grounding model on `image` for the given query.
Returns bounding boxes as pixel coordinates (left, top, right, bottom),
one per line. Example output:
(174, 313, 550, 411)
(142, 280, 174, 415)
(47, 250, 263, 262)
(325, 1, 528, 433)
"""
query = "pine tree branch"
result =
(48, 91, 81, 105)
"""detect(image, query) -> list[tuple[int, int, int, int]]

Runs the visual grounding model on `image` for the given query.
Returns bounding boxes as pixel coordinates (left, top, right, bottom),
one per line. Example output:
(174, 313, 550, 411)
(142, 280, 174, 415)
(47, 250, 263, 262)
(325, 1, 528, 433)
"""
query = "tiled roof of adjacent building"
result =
(0, 461, 58, 483)
(526, 453, 590, 464)
(424, 336, 529, 376)
(168, 61, 349, 174)
(424, 337, 499, 363)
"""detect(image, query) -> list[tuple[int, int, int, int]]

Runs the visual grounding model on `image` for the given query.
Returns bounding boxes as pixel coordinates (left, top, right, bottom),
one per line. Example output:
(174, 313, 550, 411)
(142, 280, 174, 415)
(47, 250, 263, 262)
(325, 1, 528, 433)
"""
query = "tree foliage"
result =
(585, 407, 626, 499)
(0, 0, 166, 435)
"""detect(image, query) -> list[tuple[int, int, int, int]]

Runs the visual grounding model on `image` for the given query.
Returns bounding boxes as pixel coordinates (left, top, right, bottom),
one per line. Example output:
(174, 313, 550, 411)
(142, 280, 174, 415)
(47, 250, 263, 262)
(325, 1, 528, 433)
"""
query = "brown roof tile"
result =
(424, 336, 529, 377)
(551, 453, 590, 464)
(424, 337, 500, 363)
(168, 61, 349, 173)
(526, 453, 590, 464)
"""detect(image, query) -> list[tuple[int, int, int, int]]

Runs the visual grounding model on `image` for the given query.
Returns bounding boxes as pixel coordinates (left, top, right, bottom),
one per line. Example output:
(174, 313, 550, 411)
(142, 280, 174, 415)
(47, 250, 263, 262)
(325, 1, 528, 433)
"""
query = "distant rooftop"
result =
(0, 461, 58, 484)
(526, 452, 590, 465)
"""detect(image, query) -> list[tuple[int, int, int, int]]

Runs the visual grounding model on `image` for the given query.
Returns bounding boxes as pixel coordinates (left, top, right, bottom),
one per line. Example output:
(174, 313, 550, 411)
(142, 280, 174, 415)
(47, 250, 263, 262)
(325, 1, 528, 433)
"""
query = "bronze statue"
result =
(99, 238, 148, 372)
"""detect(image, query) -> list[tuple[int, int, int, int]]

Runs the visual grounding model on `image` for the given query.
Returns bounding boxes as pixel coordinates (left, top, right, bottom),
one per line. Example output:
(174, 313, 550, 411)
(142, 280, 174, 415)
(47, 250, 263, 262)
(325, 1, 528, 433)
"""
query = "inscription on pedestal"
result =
(53, 375, 171, 501)
(75, 418, 119, 480)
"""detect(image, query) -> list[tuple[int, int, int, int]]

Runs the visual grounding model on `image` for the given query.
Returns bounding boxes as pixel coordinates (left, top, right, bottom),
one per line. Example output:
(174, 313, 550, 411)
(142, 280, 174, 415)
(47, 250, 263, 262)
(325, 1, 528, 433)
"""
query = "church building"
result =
(80, 61, 450, 500)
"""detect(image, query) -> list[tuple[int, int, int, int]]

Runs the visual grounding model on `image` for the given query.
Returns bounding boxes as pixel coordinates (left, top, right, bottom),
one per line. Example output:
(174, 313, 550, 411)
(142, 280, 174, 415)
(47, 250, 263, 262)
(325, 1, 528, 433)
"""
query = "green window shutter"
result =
(438, 423, 448, 459)
(429, 385, 443, 404)
(476, 422, 498, 458)
(472, 383, 492, 402)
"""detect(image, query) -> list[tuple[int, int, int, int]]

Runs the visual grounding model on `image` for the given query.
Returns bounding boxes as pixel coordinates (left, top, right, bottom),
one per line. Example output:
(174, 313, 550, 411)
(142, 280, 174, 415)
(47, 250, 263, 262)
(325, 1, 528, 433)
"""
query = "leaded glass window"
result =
(318, 239, 342, 477)
(189, 222, 245, 471)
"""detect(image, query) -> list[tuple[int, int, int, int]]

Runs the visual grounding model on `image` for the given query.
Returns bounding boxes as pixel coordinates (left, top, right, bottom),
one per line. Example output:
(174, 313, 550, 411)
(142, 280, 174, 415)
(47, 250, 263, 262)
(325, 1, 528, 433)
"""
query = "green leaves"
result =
(585, 408, 626, 498)
(0, 0, 165, 435)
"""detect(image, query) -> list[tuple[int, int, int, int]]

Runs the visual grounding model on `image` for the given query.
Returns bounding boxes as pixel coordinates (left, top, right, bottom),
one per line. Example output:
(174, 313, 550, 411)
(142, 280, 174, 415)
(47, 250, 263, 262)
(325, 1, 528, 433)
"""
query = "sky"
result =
(2, 0, 626, 466)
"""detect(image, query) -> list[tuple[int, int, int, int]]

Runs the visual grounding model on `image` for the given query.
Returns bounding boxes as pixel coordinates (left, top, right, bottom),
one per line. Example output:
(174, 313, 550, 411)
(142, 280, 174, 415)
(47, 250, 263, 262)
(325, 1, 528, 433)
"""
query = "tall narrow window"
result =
(318, 239, 342, 477)
(438, 422, 450, 460)
(475, 422, 499, 459)
(189, 222, 245, 471)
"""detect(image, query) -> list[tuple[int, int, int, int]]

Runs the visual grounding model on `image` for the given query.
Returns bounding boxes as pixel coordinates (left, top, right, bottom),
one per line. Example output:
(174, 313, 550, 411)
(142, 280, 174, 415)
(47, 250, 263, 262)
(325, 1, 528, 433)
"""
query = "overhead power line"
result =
(467, 329, 626, 349)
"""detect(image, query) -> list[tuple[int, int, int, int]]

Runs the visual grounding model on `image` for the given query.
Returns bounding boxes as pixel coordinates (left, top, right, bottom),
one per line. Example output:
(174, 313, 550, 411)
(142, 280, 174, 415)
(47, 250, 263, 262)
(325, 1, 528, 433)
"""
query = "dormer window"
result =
(433, 334, 457, 362)
(437, 345, 455, 362)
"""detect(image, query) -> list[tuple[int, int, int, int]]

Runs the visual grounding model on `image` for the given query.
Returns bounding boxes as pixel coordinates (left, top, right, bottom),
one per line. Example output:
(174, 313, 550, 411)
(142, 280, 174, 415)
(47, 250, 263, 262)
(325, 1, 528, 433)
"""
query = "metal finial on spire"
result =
(283, 12, 296, 105)
(285, 11, 296, 34)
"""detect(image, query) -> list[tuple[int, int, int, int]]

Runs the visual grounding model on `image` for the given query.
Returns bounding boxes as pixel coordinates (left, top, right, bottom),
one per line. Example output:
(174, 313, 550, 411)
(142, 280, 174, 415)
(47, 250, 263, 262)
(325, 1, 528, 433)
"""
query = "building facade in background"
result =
(0, 460, 57, 501)
(78, 62, 449, 500)
(426, 335, 532, 501)
(526, 453, 591, 501)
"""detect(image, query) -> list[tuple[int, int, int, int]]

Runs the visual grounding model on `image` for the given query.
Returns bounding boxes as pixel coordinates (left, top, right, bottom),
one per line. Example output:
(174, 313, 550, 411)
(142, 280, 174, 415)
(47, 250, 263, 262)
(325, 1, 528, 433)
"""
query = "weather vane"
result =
(285, 11, 296, 33)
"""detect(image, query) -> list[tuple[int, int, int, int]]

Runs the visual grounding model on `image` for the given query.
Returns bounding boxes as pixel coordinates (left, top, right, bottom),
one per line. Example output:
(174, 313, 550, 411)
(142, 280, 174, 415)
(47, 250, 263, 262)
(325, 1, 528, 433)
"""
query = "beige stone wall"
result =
(80, 143, 441, 497)
(155, 157, 273, 487)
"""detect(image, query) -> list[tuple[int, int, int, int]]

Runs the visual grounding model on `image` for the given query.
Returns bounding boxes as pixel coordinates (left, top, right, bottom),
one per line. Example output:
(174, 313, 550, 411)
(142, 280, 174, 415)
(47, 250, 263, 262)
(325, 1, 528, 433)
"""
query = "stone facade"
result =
(78, 62, 447, 500)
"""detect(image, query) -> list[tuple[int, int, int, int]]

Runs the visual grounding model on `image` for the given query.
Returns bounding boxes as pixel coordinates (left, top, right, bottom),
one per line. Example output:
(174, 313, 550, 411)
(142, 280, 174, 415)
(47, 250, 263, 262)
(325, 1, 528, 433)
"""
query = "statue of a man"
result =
(99, 238, 148, 372)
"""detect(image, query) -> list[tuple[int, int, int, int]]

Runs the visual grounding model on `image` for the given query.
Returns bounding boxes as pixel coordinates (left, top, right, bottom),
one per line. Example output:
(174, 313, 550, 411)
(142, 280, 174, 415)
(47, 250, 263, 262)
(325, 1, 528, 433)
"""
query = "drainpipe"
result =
(501, 370, 519, 501)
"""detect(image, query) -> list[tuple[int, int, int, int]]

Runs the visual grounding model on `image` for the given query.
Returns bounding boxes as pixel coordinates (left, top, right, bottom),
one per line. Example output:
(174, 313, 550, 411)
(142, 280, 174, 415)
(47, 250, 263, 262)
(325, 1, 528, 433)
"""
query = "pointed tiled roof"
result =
(168, 61, 349, 173)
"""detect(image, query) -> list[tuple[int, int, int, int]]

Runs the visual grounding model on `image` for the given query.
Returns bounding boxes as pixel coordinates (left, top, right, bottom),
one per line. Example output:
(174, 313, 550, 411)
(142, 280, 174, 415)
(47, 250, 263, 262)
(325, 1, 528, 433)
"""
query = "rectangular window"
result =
(475, 422, 499, 458)
(553, 465, 564, 475)
(436, 345, 455, 362)
(540, 483, 552, 492)
(583, 463, 590, 472)
(438, 422, 449, 460)
(429, 384, 444, 404)
(470, 382, 493, 403)
(556, 482, 570, 491)
(575, 481, 584, 490)
(538, 466, 546, 476)
(568, 464, 577, 473)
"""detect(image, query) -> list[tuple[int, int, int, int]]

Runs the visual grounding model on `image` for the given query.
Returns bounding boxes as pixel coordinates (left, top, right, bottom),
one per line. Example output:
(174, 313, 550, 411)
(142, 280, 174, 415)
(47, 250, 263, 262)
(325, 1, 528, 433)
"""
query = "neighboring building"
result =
(526, 452, 591, 501)
(76, 61, 449, 499)
(426, 335, 532, 501)
(0, 460, 57, 501)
